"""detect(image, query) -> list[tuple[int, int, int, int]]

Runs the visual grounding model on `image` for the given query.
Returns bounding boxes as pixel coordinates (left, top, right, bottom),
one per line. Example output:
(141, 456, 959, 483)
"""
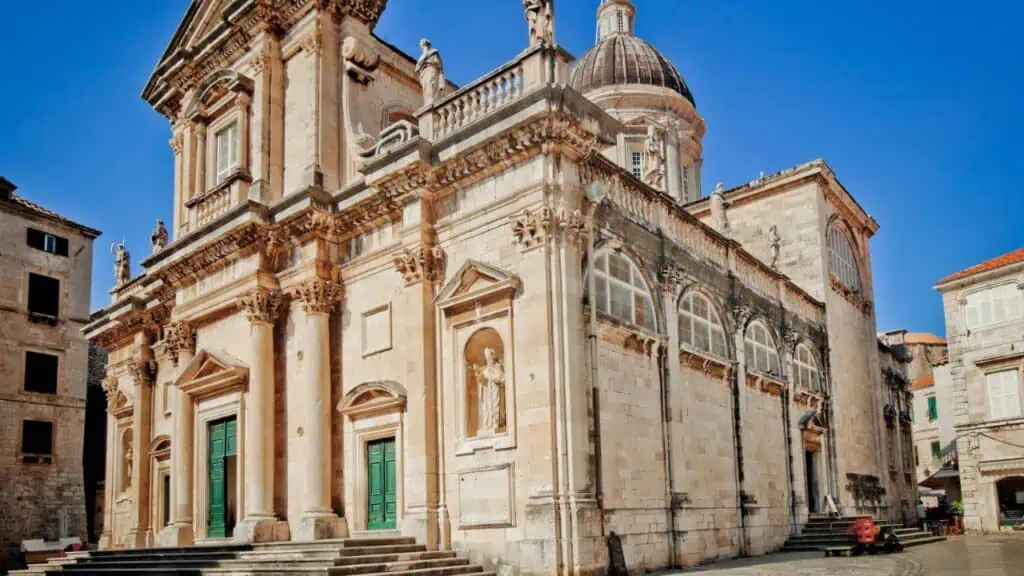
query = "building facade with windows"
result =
(936, 247, 1024, 532)
(85, 0, 898, 572)
(0, 177, 100, 568)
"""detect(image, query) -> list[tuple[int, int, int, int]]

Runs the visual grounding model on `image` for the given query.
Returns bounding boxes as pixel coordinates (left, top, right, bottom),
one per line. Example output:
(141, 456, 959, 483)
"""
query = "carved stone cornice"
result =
(829, 274, 873, 315)
(294, 280, 343, 315)
(371, 112, 601, 204)
(92, 307, 169, 351)
(596, 322, 658, 359)
(679, 349, 734, 383)
(238, 288, 283, 325)
(746, 372, 785, 398)
(158, 223, 266, 287)
(393, 246, 446, 286)
(164, 321, 196, 366)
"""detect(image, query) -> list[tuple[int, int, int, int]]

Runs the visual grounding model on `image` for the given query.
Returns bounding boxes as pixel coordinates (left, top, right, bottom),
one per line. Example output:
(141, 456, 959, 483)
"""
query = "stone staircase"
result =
(11, 536, 493, 575)
(782, 514, 945, 552)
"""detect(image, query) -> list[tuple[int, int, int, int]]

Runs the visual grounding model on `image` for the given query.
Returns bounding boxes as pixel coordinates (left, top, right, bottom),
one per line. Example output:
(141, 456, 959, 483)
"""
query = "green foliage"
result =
(951, 500, 964, 516)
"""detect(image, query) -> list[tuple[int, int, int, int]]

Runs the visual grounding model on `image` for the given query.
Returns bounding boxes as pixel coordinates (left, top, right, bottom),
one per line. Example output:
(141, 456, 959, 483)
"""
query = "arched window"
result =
(591, 251, 656, 332)
(744, 321, 781, 376)
(828, 222, 861, 292)
(679, 292, 728, 359)
(794, 344, 820, 391)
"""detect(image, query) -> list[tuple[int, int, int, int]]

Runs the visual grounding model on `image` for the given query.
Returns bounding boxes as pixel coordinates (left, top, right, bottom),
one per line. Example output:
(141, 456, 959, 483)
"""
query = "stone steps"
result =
(783, 516, 946, 552)
(10, 537, 484, 576)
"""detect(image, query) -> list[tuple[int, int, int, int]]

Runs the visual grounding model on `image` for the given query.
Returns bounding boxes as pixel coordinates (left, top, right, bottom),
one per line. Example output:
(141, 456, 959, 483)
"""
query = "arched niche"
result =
(464, 327, 507, 438)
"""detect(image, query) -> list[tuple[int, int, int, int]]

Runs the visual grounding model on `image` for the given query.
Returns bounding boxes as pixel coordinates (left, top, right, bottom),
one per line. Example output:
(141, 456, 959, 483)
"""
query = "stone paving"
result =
(664, 534, 1024, 575)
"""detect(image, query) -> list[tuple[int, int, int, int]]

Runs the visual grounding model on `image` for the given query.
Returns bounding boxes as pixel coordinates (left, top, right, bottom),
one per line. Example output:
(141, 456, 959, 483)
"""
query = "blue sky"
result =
(0, 1, 1020, 336)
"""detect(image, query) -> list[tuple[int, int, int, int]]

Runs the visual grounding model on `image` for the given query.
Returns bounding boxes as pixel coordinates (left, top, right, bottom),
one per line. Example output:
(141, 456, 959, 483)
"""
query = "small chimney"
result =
(0, 176, 15, 201)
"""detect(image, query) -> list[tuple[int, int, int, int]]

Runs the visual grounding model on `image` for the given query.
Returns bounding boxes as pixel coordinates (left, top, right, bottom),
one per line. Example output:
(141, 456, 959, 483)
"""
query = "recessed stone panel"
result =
(457, 464, 514, 529)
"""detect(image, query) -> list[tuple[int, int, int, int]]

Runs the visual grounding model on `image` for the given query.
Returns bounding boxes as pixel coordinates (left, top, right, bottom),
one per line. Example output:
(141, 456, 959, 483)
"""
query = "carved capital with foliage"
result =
(164, 321, 196, 366)
(294, 280, 344, 315)
(393, 246, 446, 286)
(127, 359, 153, 387)
(239, 287, 283, 325)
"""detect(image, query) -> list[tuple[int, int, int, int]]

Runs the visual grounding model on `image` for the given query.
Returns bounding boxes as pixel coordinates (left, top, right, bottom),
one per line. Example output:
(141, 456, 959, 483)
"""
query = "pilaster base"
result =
(98, 531, 112, 550)
(158, 523, 194, 547)
(293, 514, 347, 541)
(235, 516, 290, 543)
(123, 528, 152, 549)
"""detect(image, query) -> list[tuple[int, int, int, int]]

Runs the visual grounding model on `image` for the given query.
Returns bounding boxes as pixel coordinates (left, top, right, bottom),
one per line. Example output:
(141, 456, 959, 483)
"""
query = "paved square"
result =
(665, 536, 1024, 575)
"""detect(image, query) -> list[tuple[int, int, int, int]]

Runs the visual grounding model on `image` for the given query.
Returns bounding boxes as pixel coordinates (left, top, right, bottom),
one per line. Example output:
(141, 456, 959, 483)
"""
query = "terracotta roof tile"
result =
(911, 375, 935, 390)
(904, 333, 946, 345)
(1, 191, 101, 237)
(937, 247, 1024, 286)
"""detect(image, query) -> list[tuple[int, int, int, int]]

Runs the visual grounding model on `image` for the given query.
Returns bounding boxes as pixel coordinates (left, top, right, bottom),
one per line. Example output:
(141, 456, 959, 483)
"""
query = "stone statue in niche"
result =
(473, 348, 506, 436)
(465, 327, 507, 438)
(643, 125, 665, 189)
(150, 219, 168, 254)
(123, 444, 133, 490)
(416, 38, 446, 107)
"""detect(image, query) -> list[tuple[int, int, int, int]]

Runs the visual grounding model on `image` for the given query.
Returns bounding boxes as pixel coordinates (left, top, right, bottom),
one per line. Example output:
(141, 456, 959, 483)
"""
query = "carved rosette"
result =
(239, 287, 283, 325)
(294, 280, 344, 315)
(393, 246, 446, 286)
(164, 321, 196, 366)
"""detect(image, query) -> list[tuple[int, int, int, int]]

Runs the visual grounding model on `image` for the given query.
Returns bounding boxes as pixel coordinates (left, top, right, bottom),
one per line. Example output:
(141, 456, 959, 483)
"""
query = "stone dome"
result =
(569, 34, 695, 107)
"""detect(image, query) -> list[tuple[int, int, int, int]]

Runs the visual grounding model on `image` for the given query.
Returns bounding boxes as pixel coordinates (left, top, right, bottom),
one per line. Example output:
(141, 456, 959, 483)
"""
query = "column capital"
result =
(165, 321, 196, 366)
(393, 246, 445, 286)
(128, 359, 153, 388)
(169, 132, 185, 154)
(294, 279, 343, 315)
(239, 287, 283, 325)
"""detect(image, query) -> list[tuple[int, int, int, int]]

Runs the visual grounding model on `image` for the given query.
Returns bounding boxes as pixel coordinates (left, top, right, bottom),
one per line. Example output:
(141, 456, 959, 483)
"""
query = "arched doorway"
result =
(996, 476, 1024, 527)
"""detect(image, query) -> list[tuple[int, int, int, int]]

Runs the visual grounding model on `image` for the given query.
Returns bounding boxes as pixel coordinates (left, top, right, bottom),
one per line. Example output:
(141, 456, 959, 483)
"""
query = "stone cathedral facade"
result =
(86, 0, 911, 572)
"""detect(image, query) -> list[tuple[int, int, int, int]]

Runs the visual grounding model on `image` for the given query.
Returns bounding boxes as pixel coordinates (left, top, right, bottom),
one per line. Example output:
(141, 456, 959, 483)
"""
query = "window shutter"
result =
(26, 228, 45, 250)
(28, 274, 60, 317)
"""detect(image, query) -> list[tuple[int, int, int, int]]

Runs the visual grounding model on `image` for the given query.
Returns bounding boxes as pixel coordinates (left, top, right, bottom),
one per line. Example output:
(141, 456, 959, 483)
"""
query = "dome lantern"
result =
(596, 0, 637, 41)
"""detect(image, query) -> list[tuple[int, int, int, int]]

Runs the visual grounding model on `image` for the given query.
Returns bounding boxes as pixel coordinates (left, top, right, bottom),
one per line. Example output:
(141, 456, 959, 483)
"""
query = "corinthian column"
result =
(293, 279, 344, 540)
(164, 321, 196, 546)
(237, 287, 284, 542)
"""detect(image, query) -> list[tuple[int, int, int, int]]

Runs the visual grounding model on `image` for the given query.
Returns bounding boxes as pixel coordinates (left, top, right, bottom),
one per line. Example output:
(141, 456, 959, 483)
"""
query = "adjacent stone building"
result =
(85, 0, 900, 572)
(936, 247, 1024, 532)
(876, 337, 918, 521)
(0, 177, 100, 568)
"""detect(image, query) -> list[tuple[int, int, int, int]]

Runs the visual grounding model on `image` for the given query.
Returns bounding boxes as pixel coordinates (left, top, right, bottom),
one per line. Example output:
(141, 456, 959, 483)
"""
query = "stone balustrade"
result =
(418, 45, 565, 142)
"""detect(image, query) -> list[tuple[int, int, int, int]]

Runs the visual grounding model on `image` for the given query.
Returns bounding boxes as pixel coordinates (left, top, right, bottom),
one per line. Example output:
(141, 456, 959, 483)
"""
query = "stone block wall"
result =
(0, 206, 94, 568)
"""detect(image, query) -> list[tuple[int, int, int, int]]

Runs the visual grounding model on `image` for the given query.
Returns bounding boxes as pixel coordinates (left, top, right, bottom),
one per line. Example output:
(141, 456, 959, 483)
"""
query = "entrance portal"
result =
(996, 476, 1024, 527)
(367, 437, 397, 530)
(208, 417, 238, 538)
(805, 450, 819, 514)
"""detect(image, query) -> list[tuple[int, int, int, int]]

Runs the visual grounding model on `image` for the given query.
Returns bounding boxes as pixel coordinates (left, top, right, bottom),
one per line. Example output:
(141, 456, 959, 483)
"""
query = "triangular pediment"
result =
(436, 260, 520, 307)
(176, 348, 249, 398)
(185, 0, 232, 50)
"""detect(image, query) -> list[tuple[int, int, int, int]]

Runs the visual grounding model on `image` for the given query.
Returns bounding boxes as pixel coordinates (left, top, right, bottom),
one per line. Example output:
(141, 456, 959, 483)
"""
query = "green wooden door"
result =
(367, 438, 397, 530)
(208, 418, 237, 538)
